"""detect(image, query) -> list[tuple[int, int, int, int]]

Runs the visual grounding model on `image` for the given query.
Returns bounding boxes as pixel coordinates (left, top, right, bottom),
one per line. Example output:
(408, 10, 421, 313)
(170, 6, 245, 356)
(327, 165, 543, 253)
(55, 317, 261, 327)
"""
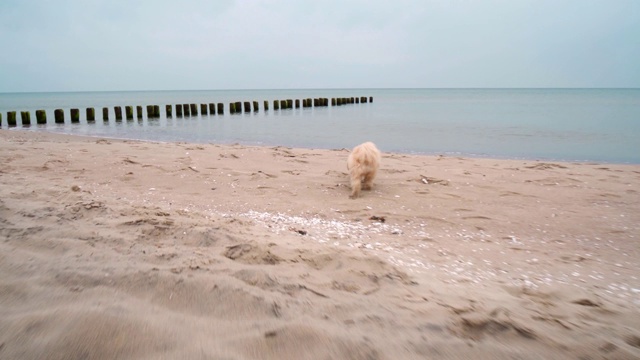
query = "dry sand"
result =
(1, 129, 639, 359)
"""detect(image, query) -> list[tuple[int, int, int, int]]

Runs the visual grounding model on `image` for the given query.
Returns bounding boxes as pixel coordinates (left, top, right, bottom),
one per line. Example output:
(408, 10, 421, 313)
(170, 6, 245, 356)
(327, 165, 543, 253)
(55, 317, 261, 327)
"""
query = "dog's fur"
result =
(347, 142, 381, 199)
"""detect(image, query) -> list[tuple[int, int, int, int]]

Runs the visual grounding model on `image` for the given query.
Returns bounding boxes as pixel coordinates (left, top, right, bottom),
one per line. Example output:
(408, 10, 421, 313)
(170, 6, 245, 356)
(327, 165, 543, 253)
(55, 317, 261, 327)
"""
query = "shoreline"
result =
(5, 127, 640, 166)
(1, 129, 639, 359)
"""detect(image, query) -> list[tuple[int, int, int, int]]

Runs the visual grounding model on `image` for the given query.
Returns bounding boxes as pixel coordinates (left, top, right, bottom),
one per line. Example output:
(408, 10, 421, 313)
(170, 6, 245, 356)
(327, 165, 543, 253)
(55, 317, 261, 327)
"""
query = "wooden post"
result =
(7, 112, 17, 127)
(263, 100, 269, 111)
(331, 98, 336, 106)
(114, 106, 122, 121)
(217, 103, 224, 115)
(201, 104, 208, 115)
(190, 104, 198, 115)
(36, 110, 47, 124)
(146, 105, 153, 118)
(295, 99, 300, 108)
(87, 107, 95, 121)
(209, 103, 216, 115)
(356, 98, 360, 104)
(253, 101, 259, 112)
(369, 96, 373, 103)
(229, 102, 236, 114)
(235, 102, 241, 114)
(102, 107, 108, 121)
(21, 111, 31, 126)
(70, 109, 80, 123)
(126, 106, 134, 120)
(183, 104, 190, 116)
(280, 100, 286, 109)
(55, 109, 64, 123)
(176, 104, 183, 117)
(166, 105, 173, 117)
(243, 101, 250, 112)
(154, 105, 160, 118)
(273, 100, 280, 110)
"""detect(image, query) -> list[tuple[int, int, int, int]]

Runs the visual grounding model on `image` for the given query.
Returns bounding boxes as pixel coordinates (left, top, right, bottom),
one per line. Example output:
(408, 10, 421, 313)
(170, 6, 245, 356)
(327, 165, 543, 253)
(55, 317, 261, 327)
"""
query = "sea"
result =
(1, 88, 639, 164)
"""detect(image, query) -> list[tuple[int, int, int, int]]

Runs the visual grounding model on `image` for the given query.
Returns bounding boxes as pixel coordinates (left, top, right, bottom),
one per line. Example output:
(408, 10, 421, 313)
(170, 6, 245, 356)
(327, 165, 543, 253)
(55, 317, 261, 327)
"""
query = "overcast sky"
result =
(1, 0, 638, 92)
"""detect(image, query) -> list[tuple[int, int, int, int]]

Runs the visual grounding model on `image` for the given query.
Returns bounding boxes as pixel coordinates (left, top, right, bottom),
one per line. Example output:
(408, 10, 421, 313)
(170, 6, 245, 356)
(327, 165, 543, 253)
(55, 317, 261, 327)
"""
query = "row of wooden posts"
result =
(1, 96, 373, 127)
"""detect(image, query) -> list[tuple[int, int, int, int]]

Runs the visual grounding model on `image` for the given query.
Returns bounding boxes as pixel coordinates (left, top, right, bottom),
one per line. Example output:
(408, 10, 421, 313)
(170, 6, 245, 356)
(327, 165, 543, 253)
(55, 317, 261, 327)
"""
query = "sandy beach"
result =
(1, 129, 639, 359)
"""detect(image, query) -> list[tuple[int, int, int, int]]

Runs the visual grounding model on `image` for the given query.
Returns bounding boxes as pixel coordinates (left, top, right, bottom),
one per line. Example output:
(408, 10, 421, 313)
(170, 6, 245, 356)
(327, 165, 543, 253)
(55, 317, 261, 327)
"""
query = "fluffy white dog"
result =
(347, 142, 381, 199)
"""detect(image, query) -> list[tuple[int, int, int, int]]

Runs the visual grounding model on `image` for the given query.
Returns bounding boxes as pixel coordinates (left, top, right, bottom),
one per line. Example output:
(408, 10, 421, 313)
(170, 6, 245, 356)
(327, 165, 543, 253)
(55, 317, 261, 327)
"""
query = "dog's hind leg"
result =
(362, 172, 375, 190)
(350, 173, 362, 199)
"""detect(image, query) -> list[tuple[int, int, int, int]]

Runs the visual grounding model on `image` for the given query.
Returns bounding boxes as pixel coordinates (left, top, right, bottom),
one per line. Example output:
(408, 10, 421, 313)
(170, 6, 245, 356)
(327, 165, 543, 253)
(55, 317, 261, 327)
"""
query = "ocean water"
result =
(1, 88, 639, 163)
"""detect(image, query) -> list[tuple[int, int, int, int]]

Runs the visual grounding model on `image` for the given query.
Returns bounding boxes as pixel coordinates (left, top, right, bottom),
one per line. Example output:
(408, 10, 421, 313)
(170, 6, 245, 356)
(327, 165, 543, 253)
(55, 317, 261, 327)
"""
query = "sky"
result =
(1, 0, 638, 92)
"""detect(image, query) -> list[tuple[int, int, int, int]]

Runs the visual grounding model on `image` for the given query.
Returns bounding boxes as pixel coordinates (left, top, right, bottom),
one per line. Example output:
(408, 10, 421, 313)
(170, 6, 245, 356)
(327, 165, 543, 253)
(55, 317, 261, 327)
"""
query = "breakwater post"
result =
(176, 104, 183, 117)
(264, 100, 269, 111)
(243, 101, 251, 113)
(71, 109, 80, 123)
(273, 100, 280, 110)
(7, 112, 17, 127)
(55, 109, 64, 123)
(183, 104, 190, 116)
(209, 103, 216, 115)
(145, 105, 160, 119)
(21, 111, 31, 126)
(102, 107, 109, 121)
(200, 104, 208, 115)
(36, 110, 47, 124)
(190, 104, 198, 116)
(253, 101, 259, 112)
(126, 106, 134, 120)
(114, 106, 123, 121)
(217, 103, 224, 115)
(87, 108, 95, 122)
(166, 105, 173, 117)
(136, 106, 143, 119)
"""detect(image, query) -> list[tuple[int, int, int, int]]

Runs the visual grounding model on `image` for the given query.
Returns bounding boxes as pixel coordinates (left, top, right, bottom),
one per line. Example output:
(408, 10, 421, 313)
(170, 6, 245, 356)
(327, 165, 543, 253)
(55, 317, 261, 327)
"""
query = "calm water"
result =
(1, 88, 639, 163)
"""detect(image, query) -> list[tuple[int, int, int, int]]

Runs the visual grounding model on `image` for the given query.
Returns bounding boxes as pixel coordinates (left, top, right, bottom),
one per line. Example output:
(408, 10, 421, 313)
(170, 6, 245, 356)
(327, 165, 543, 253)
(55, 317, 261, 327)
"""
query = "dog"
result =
(347, 142, 381, 199)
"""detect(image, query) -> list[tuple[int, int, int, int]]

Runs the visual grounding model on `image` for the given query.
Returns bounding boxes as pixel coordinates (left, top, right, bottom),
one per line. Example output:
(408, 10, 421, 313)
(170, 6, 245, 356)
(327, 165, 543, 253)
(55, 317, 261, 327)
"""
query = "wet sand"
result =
(1, 129, 639, 359)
